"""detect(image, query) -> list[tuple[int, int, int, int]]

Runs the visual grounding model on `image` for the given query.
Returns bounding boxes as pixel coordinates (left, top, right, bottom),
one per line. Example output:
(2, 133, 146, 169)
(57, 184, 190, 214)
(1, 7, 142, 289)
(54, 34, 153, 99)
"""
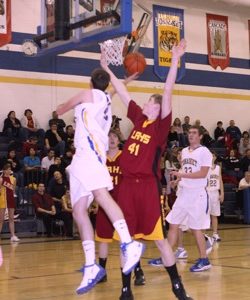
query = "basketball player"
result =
(207, 152, 224, 241)
(56, 69, 145, 295)
(101, 39, 192, 300)
(95, 130, 145, 286)
(167, 126, 213, 272)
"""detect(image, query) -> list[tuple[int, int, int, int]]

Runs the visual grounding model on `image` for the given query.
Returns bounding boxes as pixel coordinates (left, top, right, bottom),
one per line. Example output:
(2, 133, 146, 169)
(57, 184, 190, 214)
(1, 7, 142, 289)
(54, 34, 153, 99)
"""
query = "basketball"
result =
(123, 52, 146, 75)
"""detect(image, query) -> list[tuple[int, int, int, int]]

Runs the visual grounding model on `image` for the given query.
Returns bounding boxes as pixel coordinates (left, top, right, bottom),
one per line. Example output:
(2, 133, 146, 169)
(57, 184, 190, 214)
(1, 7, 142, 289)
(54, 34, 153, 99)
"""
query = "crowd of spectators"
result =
(1, 109, 250, 235)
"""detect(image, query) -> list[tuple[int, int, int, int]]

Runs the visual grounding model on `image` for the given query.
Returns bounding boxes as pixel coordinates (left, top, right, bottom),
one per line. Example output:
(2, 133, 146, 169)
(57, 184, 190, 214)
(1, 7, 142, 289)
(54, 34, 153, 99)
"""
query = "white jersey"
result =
(179, 146, 212, 188)
(207, 165, 221, 191)
(74, 89, 112, 161)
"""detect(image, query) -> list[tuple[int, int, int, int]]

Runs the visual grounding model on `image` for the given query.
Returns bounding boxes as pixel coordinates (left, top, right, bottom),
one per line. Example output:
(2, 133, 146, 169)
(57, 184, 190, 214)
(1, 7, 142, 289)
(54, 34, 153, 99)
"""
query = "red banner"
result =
(206, 13, 230, 70)
(0, 0, 11, 47)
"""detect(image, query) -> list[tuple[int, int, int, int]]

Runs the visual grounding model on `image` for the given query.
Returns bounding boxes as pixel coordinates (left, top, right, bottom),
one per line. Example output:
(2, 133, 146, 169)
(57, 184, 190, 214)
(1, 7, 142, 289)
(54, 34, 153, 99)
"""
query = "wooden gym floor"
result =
(0, 225, 250, 300)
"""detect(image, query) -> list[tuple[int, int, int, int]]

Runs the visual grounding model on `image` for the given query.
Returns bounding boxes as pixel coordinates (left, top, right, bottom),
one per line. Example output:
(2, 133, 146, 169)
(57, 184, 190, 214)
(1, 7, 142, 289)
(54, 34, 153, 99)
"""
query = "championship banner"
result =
(153, 5, 185, 82)
(206, 14, 230, 70)
(0, 0, 11, 47)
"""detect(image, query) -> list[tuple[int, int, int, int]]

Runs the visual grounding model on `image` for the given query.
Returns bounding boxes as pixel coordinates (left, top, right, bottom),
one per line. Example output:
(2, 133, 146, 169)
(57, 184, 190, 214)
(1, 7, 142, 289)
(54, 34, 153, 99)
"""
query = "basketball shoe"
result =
(212, 233, 221, 242)
(10, 235, 20, 242)
(120, 241, 146, 275)
(134, 267, 145, 286)
(172, 277, 193, 300)
(76, 263, 106, 294)
(190, 258, 211, 272)
(175, 248, 188, 259)
(119, 287, 134, 300)
(147, 257, 163, 267)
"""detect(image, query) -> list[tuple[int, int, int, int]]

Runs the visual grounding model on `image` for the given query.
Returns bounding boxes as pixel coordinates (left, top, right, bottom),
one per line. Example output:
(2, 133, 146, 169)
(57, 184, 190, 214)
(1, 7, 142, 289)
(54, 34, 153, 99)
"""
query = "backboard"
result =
(23, 0, 132, 57)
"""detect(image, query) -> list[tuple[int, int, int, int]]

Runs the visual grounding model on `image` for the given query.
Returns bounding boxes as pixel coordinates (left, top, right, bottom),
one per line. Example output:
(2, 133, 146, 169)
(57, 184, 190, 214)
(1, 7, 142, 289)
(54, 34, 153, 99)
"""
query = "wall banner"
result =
(153, 5, 185, 82)
(206, 13, 230, 70)
(0, 0, 11, 47)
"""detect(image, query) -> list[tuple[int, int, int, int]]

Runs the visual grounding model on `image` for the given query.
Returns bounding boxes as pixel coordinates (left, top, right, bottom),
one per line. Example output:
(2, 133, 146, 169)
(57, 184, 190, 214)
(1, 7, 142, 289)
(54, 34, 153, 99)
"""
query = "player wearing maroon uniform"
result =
(101, 40, 192, 300)
(96, 130, 145, 286)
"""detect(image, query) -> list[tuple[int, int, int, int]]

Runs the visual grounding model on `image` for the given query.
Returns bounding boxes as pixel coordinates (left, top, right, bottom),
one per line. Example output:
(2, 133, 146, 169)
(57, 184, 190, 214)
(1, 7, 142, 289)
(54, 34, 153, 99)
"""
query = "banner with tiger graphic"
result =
(206, 14, 230, 70)
(0, 0, 11, 47)
(153, 5, 185, 82)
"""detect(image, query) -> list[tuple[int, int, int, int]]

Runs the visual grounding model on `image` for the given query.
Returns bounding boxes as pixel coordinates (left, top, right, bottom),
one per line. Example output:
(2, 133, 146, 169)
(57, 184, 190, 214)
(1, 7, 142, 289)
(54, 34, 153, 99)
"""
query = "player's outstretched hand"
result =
(172, 39, 186, 59)
(124, 72, 139, 85)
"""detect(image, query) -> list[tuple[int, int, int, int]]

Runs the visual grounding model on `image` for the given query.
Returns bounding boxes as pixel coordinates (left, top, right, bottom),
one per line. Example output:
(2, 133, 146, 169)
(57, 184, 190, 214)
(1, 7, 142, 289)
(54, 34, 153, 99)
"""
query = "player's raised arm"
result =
(100, 51, 131, 107)
(161, 39, 186, 119)
(56, 90, 93, 115)
(109, 73, 139, 99)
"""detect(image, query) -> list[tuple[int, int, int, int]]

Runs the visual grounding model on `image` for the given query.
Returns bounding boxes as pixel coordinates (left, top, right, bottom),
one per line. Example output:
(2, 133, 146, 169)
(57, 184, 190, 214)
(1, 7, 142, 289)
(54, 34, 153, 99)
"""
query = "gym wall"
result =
(0, 0, 249, 137)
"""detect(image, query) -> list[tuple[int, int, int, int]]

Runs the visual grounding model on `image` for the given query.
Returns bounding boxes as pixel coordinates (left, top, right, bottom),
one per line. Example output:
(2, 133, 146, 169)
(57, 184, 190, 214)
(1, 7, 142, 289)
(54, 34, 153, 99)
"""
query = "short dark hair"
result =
(7, 111, 15, 118)
(24, 109, 32, 116)
(151, 94, 162, 105)
(217, 121, 223, 125)
(91, 68, 110, 91)
(189, 125, 203, 136)
(66, 125, 73, 130)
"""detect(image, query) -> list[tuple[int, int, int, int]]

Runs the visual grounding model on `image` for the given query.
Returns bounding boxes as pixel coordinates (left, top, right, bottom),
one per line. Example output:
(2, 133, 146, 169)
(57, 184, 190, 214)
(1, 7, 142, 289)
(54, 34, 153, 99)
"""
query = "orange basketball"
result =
(123, 52, 146, 75)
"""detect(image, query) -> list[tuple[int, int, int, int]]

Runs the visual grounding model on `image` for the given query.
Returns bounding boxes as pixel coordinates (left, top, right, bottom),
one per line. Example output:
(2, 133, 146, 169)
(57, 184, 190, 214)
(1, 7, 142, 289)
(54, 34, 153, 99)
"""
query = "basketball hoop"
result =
(99, 36, 126, 66)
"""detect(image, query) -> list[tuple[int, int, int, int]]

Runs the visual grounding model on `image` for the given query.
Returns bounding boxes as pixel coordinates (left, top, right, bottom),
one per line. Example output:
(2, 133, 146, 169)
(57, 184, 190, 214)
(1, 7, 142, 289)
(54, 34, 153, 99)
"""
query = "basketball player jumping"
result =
(167, 126, 213, 272)
(56, 69, 145, 295)
(101, 39, 193, 300)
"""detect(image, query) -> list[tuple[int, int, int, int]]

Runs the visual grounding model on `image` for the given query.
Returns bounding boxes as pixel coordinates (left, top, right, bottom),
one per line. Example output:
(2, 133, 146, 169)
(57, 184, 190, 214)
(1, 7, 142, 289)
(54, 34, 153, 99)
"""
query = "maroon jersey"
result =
(120, 101, 171, 178)
(107, 150, 122, 199)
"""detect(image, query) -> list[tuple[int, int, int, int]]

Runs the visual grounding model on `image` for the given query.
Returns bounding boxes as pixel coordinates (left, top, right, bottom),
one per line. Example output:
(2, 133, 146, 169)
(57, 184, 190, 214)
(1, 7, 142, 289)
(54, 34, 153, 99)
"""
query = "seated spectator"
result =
(0, 164, 20, 242)
(242, 131, 250, 139)
(22, 136, 39, 157)
(167, 126, 179, 147)
(21, 109, 45, 147)
(194, 119, 207, 134)
(172, 118, 185, 147)
(239, 171, 250, 190)
(45, 123, 65, 157)
(48, 111, 66, 134)
(164, 148, 181, 195)
(240, 149, 250, 173)
(2, 111, 24, 140)
(41, 149, 55, 172)
(223, 149, 242, 180)
(32, 183, 56, 237)
(239, 137, 250, 156)
(1, 149, 24, 204)
(214, 121, 225, 147)
(61, 149, 73, 169)
(47, 157, 66, 183)
(64, 125, 74, 147)
(202, 129, 215, 148)
(48, 171, 67, 212)
(23, 147, 42, 185)
(182, 116, 191, 135)
(48, 171, 72, 236)
(182, 116, 191, 146)
(226, 120, 241, 146)
(61, 188, 73, 237)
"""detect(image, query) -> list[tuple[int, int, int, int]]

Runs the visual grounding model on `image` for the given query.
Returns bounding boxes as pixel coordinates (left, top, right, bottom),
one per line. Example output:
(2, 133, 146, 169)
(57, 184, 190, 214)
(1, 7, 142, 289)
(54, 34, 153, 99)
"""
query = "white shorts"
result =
(208, 190, 221, 217)
(68, 148, 113, 207)
(166, 186, 210, 230)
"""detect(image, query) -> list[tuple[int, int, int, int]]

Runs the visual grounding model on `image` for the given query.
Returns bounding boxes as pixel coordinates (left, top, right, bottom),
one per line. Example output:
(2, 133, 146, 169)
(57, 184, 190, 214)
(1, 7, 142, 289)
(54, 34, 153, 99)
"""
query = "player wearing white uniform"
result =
(167, 126, 213, 272)
(207, 152, 224, 241)
(56, 68, 145, 295)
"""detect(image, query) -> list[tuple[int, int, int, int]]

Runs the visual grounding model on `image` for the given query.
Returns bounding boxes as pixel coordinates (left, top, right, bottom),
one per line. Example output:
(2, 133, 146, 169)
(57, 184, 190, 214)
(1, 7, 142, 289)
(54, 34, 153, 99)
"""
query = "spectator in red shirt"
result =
(32, 183, 56, 237)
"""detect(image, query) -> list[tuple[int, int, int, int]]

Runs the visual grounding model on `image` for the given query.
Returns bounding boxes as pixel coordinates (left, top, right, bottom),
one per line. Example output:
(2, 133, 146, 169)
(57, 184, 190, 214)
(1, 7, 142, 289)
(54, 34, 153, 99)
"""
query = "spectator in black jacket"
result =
(214, 121, 225, 147)
(45, 123, 65, 157)
(47, 157, 66, 183)
(240, 149, 250, 173)
(48, 111, 66, 134)
(3, 111, 24, 140)
(224, 149, 242, 180)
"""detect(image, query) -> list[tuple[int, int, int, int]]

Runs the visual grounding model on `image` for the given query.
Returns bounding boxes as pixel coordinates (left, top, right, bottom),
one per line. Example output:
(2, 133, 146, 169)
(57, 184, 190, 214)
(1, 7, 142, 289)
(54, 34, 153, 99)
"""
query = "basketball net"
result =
(99, 36, 126, 66)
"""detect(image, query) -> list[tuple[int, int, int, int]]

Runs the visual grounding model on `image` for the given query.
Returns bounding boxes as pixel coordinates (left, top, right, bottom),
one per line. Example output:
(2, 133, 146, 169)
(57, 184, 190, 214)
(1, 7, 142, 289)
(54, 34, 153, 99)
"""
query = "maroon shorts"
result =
(95, 190, 118, 243)
(115, 177, 166, 241)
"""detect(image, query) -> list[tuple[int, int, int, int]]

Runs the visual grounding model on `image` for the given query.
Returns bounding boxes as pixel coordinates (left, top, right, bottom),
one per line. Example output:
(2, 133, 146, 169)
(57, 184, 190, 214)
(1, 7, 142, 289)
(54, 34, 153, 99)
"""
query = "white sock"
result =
(82, 240, 95, 266)
(113, 219, 132, 244)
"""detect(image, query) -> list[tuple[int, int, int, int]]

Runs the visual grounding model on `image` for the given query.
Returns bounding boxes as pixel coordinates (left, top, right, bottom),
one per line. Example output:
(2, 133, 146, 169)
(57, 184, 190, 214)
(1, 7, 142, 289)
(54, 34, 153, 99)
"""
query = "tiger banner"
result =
(0, 0, 11, 47)
(206, 14, 230, 70)
(153, 5, 185, 82)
